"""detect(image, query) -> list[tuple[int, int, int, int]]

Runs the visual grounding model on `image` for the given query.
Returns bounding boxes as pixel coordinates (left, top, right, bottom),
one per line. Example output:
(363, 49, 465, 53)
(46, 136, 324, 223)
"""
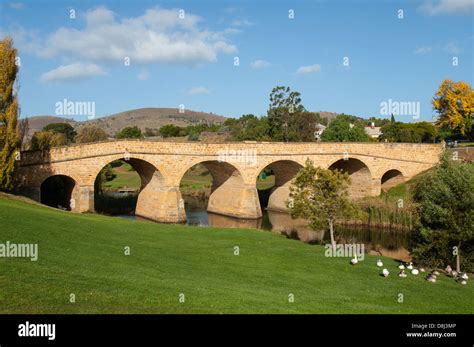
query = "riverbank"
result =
(0, 193, 472, 314)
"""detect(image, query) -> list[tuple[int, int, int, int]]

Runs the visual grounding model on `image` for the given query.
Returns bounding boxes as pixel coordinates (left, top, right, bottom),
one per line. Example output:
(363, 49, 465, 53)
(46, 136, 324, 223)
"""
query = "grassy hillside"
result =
(0, 193, 472, 314)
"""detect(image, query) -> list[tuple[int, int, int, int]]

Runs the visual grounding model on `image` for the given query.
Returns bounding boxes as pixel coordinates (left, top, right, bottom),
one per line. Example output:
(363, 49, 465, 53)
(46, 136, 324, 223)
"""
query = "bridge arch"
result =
(93, 157, 166, 217)
(256, 160, 304, 212)
(178, 159, 261, 219)
(328, 158, 373, 199)
(40, 174, 76, 211)
(381, 169, 404, 191)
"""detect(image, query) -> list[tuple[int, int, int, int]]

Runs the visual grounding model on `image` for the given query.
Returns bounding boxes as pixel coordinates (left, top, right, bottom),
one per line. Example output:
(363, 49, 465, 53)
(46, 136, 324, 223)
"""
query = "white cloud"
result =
(296, 64, 321, 75)
(415, 46, 432, 54)
(250, 59, 271, 69)
(418, 0, 474, 15)
(41, 63, 106, 82)
(187, 86, 210, 95)
(34, 6, 237, 65)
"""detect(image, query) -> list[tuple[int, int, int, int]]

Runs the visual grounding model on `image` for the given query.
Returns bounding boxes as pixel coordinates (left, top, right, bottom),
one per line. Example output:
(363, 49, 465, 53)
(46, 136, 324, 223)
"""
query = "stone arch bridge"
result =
(16, 141, 442, 223)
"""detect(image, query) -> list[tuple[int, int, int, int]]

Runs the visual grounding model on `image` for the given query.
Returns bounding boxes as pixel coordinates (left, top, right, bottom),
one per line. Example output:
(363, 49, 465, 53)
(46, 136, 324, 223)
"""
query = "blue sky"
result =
(0, 0, 473, 121)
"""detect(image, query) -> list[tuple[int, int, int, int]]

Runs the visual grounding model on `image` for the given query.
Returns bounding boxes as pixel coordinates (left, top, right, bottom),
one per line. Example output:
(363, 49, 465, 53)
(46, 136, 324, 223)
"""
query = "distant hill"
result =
(26, 108, 227, 136)
(27, 116, 77, 137)
(24, 108, 344, 137)
(81, 108, 227, 135)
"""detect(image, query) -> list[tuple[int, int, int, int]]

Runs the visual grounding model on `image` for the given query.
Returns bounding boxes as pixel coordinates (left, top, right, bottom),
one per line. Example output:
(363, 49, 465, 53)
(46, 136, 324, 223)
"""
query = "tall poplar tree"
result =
(0, 37, 20, 190)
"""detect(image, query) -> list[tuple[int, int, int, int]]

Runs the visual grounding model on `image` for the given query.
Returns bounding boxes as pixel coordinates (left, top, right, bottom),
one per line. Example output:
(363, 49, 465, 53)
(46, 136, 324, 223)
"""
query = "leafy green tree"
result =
(267, 86, 305, 142)
(289, 159, 352, 251)
(75, 124, 108, 143)
(414, 122, 437, 143)
(187, 131, 200, 141)
(288, 111, 320, 142)
(380, 122, 438, 143)
(0, 37, 20, 190)
(30, 130, 68, 150)
(116, 126, 143, 139)
(321, 114, 371, 142)
(43, 123, 76, 143)
(159, 124, 183, 138)
(411, 153, 474, 272)
(224, 114, 270, 141)
(380, 122, 400, 142)
(367, 116, 391, 127)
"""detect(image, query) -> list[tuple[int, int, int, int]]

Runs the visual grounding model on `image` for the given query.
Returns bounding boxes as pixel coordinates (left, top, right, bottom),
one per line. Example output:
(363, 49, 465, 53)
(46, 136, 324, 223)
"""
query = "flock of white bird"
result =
(350, 255, 469, 285)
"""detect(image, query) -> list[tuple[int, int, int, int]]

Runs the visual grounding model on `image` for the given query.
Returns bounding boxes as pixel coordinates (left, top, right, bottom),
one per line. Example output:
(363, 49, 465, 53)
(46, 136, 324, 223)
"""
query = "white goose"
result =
(445, 265, 452, 274)
(460, 272, 469, 281)
(398, 270, 407, 278)
(350, 255, 358, 265)
(376, 259, 383, 267)
(382, 268, 390, 277)
(398, 263, 405, 270)
(407, 262, 414, 270)
(411, 268, 419, 275)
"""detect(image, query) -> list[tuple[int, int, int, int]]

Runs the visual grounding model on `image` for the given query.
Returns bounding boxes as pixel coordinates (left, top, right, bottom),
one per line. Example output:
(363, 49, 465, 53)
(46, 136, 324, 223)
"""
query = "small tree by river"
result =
(289, 159, 352, 251)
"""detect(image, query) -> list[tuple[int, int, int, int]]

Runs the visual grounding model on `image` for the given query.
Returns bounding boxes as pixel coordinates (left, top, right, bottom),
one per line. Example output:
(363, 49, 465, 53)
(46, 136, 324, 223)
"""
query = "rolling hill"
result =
(24, 108, 341, 137)
(25, 108, 227, 137)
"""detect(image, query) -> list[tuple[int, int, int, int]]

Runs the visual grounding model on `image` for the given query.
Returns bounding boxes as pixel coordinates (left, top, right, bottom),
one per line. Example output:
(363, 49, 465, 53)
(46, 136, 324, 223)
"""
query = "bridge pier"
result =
(73, 185, 95, 213)
(267, 182, 293, 213)
(208, 184, 262, 219)
(135, 185, 186, 223)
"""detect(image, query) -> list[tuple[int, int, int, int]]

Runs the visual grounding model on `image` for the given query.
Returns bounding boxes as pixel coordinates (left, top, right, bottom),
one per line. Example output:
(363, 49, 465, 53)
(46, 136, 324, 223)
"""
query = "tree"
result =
(17, 117, 29, 150)
(0, 37, 20, 190)
(159, 124, 183, 138)
(288, 111, 319, 142)
(43, 122, 76, 143)
(75, 124, 108, 143)
(267, 86, 305, 142)
(433, 80, 474, 140)
(380, 121, 438, 143)
(321, 114, 371, 142)
(411, 153, 474, 272)
(116, 126, 143, 139)
(225, 114, 270, 141)
(289, 159, 352, 251)
(30, 130, 67, 150)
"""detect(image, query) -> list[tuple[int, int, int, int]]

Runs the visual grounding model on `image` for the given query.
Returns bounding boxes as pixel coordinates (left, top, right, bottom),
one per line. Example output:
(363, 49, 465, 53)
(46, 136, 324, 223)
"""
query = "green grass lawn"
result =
(0, 193, 472, 314)
(102, 164, 141, 190)
(257, 175, 275, 190)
